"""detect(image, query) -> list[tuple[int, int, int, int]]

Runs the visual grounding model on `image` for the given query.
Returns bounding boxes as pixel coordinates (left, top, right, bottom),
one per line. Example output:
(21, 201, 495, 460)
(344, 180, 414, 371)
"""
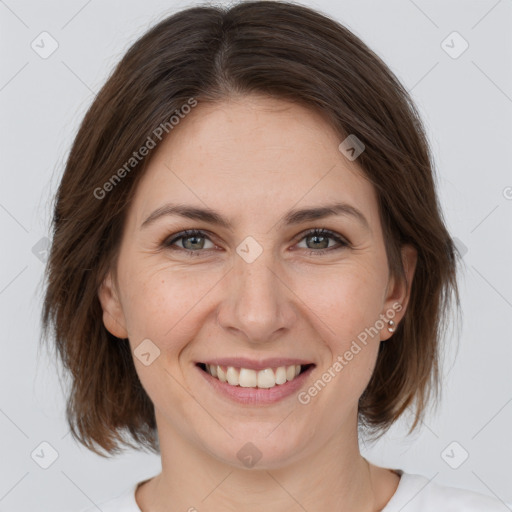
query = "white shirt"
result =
(82, 469, 508, 511)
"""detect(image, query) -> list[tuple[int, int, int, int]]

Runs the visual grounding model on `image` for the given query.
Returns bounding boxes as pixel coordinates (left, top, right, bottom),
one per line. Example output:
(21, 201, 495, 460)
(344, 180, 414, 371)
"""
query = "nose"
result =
(216, 246, 297, 345)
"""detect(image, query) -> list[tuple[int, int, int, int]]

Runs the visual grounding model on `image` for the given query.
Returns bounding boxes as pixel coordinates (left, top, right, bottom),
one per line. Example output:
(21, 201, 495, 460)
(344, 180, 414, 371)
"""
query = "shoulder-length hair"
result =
(41, 0, 461, 456)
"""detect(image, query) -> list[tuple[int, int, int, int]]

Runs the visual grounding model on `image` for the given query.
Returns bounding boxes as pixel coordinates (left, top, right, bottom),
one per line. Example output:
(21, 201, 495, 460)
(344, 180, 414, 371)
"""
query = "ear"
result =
(380, 244, 418, 341)
(97, 271, 128, 339)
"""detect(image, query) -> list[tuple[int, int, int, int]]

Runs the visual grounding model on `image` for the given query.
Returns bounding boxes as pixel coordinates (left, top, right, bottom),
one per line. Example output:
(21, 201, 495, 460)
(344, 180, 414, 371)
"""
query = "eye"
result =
(162, 228, 350, 257)
(296, 228, 349, 255)
(163, 229, 215, 255)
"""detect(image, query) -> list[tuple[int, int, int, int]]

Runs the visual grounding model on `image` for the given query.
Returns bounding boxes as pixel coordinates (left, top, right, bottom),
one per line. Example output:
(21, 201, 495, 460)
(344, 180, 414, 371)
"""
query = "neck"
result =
(136, 414, 395, 512)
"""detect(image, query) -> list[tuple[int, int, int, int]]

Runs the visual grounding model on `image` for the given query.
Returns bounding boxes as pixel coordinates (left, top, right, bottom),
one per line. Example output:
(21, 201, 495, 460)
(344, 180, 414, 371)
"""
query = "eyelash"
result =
(162, 228, 350, 257)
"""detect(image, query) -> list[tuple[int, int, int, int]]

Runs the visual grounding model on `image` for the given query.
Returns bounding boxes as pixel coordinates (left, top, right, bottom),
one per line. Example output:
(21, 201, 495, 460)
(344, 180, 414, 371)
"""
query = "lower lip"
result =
(196, 364, 315, 405)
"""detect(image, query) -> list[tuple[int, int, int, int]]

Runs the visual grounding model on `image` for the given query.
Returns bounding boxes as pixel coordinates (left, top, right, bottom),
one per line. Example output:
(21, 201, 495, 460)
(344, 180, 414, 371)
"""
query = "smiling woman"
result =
(40, 1, 503, 511)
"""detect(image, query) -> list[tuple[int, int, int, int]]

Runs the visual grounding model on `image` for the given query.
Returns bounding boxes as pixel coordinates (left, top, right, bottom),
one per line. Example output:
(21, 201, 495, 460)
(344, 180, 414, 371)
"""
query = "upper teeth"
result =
(206, 364, 301, 389)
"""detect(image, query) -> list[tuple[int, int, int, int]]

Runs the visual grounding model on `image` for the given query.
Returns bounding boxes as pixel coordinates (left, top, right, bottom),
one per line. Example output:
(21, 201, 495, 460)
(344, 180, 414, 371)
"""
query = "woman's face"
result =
(99, 95, 416, 469)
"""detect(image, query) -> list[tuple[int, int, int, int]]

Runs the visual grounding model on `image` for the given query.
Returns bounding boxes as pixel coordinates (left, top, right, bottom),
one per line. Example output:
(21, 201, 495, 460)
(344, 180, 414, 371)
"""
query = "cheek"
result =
(117, 268, 210, 413)
(118, 263, 216, 352)
(301, 262, 386, 391)
(305, 263, 386, 342)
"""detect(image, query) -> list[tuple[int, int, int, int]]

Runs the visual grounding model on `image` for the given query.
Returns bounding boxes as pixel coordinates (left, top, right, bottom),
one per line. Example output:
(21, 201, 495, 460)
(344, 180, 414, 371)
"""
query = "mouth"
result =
(196, 362, 315, 389)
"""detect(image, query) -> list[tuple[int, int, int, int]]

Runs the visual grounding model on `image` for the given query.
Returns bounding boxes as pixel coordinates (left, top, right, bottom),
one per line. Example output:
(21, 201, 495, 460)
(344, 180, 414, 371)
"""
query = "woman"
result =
(41, 1, 505, 510)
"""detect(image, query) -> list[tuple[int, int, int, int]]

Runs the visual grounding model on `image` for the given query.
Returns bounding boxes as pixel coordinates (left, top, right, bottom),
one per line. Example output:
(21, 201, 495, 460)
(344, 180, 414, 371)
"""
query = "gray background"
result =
(1, 0, 511, 510)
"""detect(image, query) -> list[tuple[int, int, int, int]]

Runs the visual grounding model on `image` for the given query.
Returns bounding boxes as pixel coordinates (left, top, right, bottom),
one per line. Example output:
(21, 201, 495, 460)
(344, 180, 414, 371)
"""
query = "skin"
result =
(98, 94, 417, 511)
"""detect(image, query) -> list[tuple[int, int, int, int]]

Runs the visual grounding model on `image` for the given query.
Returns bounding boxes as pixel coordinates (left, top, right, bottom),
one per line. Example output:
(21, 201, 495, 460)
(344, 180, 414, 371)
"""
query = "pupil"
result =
(310, 234, 328, 249)
(185, 235, 203, 250)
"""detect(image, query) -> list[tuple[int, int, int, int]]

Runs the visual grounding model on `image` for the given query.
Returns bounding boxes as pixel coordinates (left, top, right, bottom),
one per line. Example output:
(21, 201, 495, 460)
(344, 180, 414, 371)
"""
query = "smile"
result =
(198, 363, 314, 389)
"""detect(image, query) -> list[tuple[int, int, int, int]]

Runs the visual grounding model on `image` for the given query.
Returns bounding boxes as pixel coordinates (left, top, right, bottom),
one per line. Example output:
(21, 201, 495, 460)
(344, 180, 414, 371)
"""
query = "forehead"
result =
(129, 95, 381, 232)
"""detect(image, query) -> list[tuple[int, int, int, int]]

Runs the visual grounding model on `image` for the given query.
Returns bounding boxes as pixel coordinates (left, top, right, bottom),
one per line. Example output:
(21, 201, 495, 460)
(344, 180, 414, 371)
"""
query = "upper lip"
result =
(199, 357, 315, 371)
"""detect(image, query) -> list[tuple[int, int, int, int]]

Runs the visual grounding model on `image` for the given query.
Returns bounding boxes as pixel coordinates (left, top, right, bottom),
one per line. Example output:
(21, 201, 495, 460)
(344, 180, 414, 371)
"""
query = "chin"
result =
(202, 424, 311, 471)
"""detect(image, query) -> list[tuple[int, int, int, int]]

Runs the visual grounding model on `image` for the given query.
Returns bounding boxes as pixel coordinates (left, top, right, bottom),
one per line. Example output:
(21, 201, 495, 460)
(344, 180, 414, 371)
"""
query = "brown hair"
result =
(41, 0, 461, 456)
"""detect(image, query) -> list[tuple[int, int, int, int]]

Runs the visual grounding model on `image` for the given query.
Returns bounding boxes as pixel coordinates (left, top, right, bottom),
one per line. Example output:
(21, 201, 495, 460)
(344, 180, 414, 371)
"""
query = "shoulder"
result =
(383, 471, 509, 512)
(77, 482, 140, 512)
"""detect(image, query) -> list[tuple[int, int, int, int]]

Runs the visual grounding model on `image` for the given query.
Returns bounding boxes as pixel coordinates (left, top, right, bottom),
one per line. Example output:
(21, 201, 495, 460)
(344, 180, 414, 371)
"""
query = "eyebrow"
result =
(140, 201, 370, 232)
